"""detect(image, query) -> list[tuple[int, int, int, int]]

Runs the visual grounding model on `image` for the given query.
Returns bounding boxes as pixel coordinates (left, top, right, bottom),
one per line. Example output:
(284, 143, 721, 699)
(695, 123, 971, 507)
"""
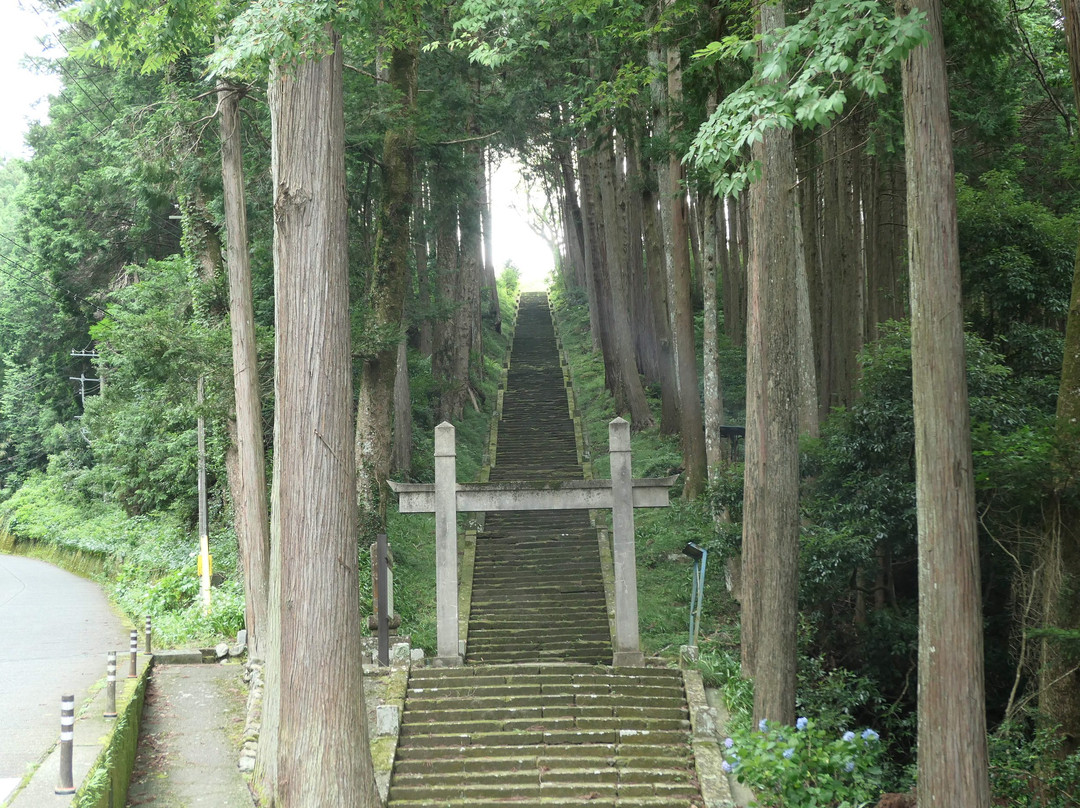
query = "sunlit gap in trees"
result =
(490, 155, 556, 292)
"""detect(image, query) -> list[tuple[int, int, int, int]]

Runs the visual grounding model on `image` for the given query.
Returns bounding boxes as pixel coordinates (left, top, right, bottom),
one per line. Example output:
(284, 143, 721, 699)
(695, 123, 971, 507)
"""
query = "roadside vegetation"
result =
(0, 270, 518, 652)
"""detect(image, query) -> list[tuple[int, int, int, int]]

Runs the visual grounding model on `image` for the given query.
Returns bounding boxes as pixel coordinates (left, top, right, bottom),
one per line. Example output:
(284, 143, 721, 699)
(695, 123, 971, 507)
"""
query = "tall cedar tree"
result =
(218, 80, 271, 663)
(267, 28, 379, 807)
(899, 0, 991, 803)
(1041, 0, 1080, 755)
(356, 41, 418, 530)
(741, 0, 801, 726)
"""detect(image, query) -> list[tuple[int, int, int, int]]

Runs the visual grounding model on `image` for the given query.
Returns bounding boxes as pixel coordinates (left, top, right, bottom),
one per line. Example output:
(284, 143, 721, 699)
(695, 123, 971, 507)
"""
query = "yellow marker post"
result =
(197, 376, 211, 613)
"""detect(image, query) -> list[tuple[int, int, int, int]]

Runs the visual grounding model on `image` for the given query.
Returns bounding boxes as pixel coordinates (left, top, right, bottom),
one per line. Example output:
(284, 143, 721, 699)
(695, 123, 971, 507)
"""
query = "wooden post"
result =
(434, 422, 462, 665)
(610, 417, 644, 666)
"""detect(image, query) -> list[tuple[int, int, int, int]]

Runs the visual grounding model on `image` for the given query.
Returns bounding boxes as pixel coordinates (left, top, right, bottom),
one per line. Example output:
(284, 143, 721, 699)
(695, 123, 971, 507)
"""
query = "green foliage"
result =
(695, 647, 753, 717)
(989, 723, 1080, 807)
(721, 718, 886, 808)
(802, 321, 1041, 590)
(83, 257, 230, 518)
(210, 0, 345, 77)
(498, 262, 520, 297)
(957, 170, 1075, 382)
(73, 0, 225, 73)
(687, 0, 928, 195)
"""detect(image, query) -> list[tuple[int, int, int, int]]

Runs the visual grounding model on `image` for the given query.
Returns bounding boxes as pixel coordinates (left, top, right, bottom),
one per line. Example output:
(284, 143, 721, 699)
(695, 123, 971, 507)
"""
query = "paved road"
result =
(0, 554, 130, 804)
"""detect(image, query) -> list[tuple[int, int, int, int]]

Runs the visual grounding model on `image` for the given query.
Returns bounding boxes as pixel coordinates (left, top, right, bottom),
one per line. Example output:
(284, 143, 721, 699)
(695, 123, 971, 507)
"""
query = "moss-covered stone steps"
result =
(387, 664, 702, 808)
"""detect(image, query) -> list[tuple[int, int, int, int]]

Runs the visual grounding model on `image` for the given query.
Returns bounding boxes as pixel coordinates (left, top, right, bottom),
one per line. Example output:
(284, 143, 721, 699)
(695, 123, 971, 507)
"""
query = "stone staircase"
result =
(389, 665, 700, 807)
(386, 292, 704, 807)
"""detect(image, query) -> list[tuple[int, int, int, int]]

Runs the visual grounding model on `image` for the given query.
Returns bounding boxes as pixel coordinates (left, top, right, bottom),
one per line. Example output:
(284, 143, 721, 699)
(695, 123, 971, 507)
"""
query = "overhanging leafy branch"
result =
(685, 0, 929, 197)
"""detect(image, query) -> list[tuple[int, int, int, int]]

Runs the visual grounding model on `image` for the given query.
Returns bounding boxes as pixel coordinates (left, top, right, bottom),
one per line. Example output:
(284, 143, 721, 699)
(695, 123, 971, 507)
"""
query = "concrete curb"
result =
(7, 652, 152, 808)
(683, 668, 736, 808)
(365, 659, 410, 805)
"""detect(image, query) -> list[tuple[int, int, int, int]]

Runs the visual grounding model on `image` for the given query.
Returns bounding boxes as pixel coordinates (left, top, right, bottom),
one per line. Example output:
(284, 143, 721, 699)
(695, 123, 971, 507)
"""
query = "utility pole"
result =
(197, 376, 211, 612)
(69, 348, 100, 415)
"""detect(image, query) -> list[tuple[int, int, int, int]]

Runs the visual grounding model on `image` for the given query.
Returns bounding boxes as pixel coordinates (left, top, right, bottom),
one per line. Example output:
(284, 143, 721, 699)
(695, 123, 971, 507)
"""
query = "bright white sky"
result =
(0, 3, 555, 287)
(1, 2, 61, 159)
(490, 156, 557, 290)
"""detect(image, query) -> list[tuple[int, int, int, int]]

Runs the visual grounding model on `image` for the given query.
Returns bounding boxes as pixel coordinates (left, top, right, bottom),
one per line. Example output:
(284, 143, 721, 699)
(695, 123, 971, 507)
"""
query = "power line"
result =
(22, 2, 186, 242)
(0, 249, 120, 323)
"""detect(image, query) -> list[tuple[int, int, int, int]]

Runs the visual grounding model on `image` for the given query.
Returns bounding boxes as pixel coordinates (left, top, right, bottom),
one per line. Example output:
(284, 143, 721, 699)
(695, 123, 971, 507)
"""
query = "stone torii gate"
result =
(388, 417, 676, 667)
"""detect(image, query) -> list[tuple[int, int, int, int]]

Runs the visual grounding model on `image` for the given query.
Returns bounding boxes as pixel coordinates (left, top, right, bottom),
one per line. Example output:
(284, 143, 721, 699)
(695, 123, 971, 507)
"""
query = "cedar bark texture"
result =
(899, 0, 991, 803)
(741, 0, 800, 727)
(218, 80, 270, 662)
(356, 43, 417, 526)
(269, 31, 379, 807)
(1039, 0, 1080, 755)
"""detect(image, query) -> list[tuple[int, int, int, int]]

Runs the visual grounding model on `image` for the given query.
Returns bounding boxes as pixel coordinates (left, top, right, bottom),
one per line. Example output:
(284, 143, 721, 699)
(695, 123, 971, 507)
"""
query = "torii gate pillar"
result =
(434, 422, 462, 666)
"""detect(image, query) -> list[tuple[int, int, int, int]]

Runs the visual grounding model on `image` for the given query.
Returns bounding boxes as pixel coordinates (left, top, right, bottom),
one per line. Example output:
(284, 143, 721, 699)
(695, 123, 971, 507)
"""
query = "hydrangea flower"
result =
(842, 731, 856, 742)
(759, 718, 769, 732)
(783, 748, 795, 759)
(721, 761, 733, 774)
(861, 729, 880, 742)
(844, 760, 856, 773)
(796, 717, 808, 731)
(724, 737, 734, 749)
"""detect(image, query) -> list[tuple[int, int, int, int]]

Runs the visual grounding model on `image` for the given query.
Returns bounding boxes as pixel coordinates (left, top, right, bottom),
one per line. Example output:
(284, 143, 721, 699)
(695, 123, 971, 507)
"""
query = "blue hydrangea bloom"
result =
(722, 761, 733, 774)
(796, 717, 808, 731)
(842, 731, 856, 742)
(724, 737, 734, 749)
(783, 748, 795, 759)
(844, 760, 856, 773)
(861, 729, 880, 742)
(759, 718, 768, 732)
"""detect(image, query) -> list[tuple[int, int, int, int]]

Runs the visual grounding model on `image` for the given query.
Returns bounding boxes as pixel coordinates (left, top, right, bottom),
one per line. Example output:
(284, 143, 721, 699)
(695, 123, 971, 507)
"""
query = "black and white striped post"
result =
(104, 652, 117, 719)
(55, 694, 75, 795)
(144, 616, 152, 655)
(128, 630, 138, 678)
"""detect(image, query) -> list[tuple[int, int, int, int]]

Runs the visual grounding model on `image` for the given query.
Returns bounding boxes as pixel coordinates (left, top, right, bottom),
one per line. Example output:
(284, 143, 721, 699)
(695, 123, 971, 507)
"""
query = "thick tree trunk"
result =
(356, 43, 417, 529)
(577, 136, 606, 355)
(660, 39, 707, 497)
(391, 338, 412, 475)
(556, 137, 589, 293)
(622, 131, 652, 380)
(721, 195, 748, 347)
(900, 0, 991, 803)
(1039, 0, 1080, 755)
(462, 142, 485, 366)
(586, 141, 620, 399)
(415, 180, 433, 358)
(597, 129, 655, 429)
(480, 151, 501, 331)
(218, 80, 270, 662)
(741, 0, 800, 726)
(702, 190, 726, 476)
(432, 153, 468, 422)
(268, 29, 378, 808)
(643, 183, 681, 434)
(794, 206, 819, 438)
